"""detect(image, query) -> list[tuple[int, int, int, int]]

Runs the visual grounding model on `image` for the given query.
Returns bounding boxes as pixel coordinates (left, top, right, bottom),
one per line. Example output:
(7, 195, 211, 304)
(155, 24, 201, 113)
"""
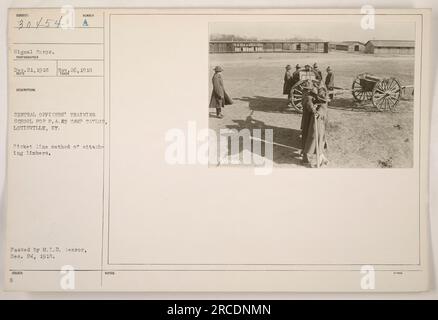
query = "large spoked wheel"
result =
(371, 78, 401, 112)
(289, 80, 321, 113)
(352, 75, 373, 102)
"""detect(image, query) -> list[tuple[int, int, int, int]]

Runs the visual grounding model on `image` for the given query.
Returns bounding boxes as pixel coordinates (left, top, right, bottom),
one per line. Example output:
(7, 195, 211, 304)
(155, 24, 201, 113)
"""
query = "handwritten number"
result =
(17, 16, 65, 29)
(54, 16, 63, 28)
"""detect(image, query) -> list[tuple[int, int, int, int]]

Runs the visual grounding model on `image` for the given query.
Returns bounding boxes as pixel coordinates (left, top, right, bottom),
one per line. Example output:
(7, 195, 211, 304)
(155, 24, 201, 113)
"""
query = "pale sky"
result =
(210, 20, 416, 42)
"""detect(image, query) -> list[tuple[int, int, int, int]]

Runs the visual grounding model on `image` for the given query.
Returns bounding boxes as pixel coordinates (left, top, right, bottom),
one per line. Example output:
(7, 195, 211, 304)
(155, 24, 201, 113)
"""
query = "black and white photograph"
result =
(209, 19, 416, 168)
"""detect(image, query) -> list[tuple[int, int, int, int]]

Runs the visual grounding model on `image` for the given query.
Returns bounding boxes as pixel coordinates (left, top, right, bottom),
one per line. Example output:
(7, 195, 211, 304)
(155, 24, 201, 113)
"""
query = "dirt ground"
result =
(209, 51, 415, 168)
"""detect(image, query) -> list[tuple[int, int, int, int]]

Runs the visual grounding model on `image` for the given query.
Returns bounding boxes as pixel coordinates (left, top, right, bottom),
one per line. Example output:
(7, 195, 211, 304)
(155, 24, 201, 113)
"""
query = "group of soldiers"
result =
(283, 63, 335, 109)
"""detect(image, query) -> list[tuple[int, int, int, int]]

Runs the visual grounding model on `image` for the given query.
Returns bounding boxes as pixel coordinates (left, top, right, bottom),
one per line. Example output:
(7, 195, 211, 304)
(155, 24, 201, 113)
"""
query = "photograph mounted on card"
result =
(5, 8, 431, 292)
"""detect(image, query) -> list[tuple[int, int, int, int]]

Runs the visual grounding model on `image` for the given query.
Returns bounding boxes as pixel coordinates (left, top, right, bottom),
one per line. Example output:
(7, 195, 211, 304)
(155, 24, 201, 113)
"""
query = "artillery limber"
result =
(350, 73, 403, 111)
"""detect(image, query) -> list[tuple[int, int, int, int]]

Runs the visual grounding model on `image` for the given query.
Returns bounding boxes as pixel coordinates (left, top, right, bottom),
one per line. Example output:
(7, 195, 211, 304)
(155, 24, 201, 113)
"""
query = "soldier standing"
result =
(301, 81, 329, 167)
(325, 66, 335, 100)
(291, 64, 301, 87)
(283, 65, 293, 101)
(209, 66, 227, 119)
(313, 62, 322, 81)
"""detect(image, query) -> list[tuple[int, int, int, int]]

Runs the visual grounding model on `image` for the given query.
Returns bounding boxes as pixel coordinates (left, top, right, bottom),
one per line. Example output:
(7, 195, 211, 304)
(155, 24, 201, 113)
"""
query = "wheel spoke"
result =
(387, 79, 395, 91)
(387, 98, 392, 110)
(387, 93, 399, 100)
(380, 98, 385, 110)
(373, 95, 386, 106)
(377, 83, 385, 92)
(373, 92, 385, 100)
(389, 87, 400, 95)
(386, 96, 398, 107)
(384, 98, 390, 111)
(374, 88, 385, 94)
(378, 98, 386, 111)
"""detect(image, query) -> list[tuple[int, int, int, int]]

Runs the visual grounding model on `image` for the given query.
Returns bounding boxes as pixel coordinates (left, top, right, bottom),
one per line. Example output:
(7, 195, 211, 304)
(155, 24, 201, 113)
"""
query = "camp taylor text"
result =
(167, 304, 271, 317)
(165, 121, 274, 175)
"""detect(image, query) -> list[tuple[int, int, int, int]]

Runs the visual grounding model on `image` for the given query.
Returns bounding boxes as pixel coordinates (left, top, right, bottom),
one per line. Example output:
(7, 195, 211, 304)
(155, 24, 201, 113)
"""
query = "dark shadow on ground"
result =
(328, 96, 414, 113)
(220, 113, 304, 166)
(236, 96, 301, 114)
(327, 97, 379, 113)
(237, 95, 380, 114)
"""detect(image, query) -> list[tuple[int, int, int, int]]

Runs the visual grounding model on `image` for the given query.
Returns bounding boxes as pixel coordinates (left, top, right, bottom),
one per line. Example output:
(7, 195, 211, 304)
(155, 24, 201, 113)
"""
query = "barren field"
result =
(209, 52, 415, 168)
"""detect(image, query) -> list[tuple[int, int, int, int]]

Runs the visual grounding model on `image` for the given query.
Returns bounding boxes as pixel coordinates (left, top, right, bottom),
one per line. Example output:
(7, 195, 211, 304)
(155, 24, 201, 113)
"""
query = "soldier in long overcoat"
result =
(209, 66, 231, 119)
(291, 64, 301, 87)
(325, 66, 335, 100)
(301, 82, 329, 166)
(283, 65, 293, 96)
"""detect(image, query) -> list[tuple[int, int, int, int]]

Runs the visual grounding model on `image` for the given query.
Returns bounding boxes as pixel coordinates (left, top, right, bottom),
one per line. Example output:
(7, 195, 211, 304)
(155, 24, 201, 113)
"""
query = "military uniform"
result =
(325, 69, 335, 100)
(283, 69, 293, 96)
(301, 88, 328, 165)
(314, 69, 323, 81)
(291, 69, 301, 88)
(209, 66, 231, 118)
(313, 63, 322, 81)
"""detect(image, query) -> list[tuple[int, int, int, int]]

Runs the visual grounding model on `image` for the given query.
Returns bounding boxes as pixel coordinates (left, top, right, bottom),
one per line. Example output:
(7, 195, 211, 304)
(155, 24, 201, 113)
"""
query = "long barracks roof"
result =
(341, 41, 365, 45)
(330, 41, 364, 46)
(365, 40, 415, 48)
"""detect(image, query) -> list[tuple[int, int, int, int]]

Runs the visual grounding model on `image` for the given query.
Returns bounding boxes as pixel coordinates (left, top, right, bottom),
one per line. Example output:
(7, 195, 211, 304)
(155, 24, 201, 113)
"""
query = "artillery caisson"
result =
(351, 73, 402, 111)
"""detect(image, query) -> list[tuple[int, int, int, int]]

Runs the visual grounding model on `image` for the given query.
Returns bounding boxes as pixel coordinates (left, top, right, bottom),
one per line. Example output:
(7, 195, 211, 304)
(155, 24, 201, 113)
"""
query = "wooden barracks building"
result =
(209, 40, 329, 53)
(364, 40, 415, 55)
(329, 41, 365, 53)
